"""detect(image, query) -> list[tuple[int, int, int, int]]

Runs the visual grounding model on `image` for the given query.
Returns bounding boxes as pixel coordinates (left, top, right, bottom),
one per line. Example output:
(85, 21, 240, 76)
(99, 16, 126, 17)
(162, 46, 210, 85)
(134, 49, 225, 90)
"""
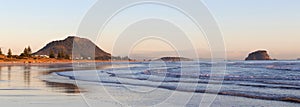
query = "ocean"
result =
(56, 60, 300, 106)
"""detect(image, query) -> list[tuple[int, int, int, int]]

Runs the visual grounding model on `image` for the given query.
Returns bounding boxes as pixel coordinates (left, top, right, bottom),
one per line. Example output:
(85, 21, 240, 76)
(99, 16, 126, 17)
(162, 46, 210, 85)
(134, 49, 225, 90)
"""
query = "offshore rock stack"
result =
(245, 50, 272, 60)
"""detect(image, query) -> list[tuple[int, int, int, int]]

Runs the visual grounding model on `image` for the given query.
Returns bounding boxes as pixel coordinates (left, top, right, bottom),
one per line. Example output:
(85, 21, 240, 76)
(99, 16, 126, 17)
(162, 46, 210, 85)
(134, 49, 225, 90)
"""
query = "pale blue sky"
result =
(204, 0, 300, 59)
(0, 0, 299, 60)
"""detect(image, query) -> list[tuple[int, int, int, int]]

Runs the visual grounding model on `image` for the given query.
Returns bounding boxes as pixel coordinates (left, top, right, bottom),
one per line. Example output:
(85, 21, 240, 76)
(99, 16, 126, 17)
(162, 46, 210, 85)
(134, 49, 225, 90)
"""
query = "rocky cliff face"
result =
(34, 36, 111, 60)
(245, 50, 272, 60)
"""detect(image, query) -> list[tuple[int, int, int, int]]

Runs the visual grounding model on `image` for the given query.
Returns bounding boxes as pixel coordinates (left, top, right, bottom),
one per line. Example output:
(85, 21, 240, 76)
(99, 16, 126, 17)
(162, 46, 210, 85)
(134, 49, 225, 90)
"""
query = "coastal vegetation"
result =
(0, 48, 2, 55)
(0, 45, 72, 63)
(7, 49, 12, 58)
(0, 36, 134, 63)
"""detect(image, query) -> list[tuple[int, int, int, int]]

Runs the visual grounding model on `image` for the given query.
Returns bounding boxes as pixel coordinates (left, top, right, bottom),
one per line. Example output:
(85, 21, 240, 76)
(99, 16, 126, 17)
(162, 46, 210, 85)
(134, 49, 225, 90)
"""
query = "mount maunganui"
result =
(33, 36, 111, 60)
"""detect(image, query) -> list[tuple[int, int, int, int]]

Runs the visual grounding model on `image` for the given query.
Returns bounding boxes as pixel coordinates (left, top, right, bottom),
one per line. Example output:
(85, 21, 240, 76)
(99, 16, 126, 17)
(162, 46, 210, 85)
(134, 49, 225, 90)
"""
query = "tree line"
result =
(0, 46, 33, 58)
(0, 47, 70, 60)
(0, 48, 19, 58)
(49, 50, 70, 59)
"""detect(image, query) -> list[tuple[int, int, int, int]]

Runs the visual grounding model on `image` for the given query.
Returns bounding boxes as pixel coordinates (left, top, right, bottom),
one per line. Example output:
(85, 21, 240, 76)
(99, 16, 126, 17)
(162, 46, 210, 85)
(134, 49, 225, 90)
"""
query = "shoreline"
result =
(0, 59, 137, 66)
(1, 61, 300, 106)
(43, 71, 300, 107)
(56, 70, 300, 104)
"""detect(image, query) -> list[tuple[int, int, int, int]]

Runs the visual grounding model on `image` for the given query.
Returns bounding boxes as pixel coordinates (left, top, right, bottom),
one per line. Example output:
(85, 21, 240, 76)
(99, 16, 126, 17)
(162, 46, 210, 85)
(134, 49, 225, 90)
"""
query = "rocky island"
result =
(156, 57, 193, 62)
(245, 50, 272, 60)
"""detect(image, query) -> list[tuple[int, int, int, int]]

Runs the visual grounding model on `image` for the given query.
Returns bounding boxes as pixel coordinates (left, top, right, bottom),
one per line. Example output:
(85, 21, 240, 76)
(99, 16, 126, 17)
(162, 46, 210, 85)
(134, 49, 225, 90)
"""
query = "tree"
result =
(23, 47, 28, 57)
(57, 52, 61, 59)
(20, 53, 25, 57)
(122, 56, 130, 60)
(7, 49, 12, 58)
(27, 46, 32, 57)
(113, 56, 121, 60)
(49, 50, 55, 58)
(61, 51, 65, 58)
(64, 54, 70, 59)
(0, 48, 2, 55)
(57, 51, 65, 59)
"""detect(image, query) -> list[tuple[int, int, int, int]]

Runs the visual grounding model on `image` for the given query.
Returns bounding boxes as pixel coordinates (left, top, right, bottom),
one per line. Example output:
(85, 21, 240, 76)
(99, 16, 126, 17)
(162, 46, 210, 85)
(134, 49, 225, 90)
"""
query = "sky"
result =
(0, 0, 300, 60)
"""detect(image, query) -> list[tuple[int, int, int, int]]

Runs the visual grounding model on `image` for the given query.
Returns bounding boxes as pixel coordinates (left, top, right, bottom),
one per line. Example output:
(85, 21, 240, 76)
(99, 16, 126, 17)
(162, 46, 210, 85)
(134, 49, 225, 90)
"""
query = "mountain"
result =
(33, 36, 111, 60)
(245, 50, 272, 60)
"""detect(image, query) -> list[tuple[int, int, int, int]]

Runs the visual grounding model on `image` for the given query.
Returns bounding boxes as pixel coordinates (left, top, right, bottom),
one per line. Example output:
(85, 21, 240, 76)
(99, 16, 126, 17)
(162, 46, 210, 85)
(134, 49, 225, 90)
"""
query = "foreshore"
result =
(0, 61, 299, 107)
(43, 72, 300, 107)
(0, 58, 136, 66)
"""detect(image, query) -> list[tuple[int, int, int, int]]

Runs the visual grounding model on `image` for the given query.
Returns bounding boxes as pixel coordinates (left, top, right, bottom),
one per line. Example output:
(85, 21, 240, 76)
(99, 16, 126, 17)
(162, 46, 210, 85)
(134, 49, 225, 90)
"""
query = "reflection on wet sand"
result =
(0, 66, 1, 81)
(0, 64, 81, 94)
(0, 63, 117, 95)
(44, 81, 81, 93)
(24, 66, 30, 86)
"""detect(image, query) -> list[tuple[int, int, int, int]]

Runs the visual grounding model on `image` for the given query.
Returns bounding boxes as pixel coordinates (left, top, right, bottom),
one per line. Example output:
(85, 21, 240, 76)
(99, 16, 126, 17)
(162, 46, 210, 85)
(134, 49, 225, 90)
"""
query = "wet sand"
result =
(0, 62, 126, 107)
(0, 64, 87, 107)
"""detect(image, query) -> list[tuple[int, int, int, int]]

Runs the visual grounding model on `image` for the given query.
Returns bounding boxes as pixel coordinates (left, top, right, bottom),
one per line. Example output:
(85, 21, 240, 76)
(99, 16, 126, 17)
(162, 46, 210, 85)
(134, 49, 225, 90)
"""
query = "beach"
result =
(0, 63, 86, 107)
(0, 61, 300, 107)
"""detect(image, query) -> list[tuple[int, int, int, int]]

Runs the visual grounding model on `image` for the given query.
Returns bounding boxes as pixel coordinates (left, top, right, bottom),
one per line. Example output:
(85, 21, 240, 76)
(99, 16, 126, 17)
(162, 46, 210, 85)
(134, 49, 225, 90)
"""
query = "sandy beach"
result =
(40, 72, 300, 107)
(0, 61, 299, 107)
(1, 0, 300, 106)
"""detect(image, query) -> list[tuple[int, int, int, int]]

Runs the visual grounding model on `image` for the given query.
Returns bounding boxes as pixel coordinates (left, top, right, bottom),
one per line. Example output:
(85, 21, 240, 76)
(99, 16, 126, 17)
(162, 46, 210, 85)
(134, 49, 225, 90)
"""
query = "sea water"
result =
(57, 61, 300, 106)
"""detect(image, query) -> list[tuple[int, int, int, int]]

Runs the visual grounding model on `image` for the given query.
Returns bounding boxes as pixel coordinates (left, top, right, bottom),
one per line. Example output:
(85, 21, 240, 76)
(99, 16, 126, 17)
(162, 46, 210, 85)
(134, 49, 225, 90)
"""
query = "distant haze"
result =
(0, 0, 299, 60)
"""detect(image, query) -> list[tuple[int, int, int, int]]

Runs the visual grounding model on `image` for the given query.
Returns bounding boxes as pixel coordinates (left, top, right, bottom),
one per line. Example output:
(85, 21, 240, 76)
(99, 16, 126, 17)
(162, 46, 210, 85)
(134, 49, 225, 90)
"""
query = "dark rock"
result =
(33, 36, 111, 60)
(156, 57, 193, 62)
(245, 50, 272, 60)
